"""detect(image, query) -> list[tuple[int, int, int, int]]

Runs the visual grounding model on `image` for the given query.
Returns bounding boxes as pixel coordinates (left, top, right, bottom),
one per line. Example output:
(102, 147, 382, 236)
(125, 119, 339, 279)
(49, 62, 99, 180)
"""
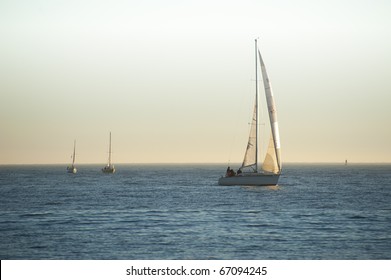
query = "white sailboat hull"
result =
(218, 173, 280, 186)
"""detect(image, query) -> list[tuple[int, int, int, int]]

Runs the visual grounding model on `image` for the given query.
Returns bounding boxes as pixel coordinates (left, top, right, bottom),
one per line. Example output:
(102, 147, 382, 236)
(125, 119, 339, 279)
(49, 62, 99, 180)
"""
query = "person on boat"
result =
(226, 167, 236, 177)
(237, 168, 242, 175)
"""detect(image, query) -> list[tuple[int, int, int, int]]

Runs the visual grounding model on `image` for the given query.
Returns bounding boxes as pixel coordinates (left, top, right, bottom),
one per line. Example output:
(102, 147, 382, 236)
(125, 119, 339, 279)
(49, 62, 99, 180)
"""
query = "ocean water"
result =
(0, 164, 390, 260)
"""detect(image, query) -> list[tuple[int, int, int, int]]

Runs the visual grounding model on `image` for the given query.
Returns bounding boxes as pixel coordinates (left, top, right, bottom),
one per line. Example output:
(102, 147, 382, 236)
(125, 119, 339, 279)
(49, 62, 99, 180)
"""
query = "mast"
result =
(255, 39, 259, 172)
(72, 140, 76, 165)
(108, 132, 112, 165)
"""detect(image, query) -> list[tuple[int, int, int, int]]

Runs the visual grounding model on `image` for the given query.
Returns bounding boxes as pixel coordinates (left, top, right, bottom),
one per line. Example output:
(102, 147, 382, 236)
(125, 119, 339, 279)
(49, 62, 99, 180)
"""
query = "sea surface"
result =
(0, 164, 390, 260)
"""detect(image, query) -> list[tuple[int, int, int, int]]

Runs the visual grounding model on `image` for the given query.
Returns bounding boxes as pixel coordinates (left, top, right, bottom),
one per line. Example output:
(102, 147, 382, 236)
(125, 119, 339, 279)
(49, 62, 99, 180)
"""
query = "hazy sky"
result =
(1, 0, 390, 164)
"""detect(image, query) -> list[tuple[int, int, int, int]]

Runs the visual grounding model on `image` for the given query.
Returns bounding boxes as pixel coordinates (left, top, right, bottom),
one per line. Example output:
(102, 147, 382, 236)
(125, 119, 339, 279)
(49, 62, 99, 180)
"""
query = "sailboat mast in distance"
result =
(72, 139, 76, 165)
(109, 132, 112, 166)
(67, 140, 77, 174)
(102, 132, 115, 173)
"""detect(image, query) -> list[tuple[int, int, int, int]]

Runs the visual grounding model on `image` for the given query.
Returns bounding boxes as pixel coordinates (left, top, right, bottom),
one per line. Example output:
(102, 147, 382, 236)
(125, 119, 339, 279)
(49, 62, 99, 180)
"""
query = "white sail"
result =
(258, 49, 282, 172)
(262, 135, 279, 173)
(241, 102, 257, 171)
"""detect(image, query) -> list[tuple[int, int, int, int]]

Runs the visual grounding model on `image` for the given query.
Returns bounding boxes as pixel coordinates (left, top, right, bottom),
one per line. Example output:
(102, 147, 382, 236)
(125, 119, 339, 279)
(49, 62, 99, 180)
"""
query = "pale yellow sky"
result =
(1, 0, 390, 164)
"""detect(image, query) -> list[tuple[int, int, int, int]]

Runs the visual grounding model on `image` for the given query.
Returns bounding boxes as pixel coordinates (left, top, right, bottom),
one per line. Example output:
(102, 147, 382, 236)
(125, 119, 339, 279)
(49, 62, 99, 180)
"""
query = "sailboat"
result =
(67, 140, 77, 174)
(218, 39, 282, 186)
(102, 132, 115, 173)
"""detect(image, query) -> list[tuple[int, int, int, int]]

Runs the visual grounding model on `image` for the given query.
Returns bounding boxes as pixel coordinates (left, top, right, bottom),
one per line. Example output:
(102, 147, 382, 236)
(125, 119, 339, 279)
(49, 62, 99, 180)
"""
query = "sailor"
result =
(226, 167, 235, 177)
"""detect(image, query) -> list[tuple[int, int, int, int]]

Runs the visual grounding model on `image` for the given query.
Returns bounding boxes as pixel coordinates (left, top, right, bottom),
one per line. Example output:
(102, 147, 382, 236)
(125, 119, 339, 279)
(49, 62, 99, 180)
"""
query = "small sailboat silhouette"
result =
(67, 140, 77, 174)
(102, 132, 115, 173)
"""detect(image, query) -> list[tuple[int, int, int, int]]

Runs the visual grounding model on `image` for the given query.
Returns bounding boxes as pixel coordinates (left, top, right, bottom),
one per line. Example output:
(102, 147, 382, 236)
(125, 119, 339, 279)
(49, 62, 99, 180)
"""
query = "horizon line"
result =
(1, 161, 391, 166)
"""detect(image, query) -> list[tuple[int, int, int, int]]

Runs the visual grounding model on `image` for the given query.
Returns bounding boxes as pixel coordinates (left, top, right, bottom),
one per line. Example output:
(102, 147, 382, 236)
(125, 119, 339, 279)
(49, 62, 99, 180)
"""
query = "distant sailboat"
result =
(67, 140, 77, 174)
(102, 132, 115, 173)
(345, 159, 348, 166)
(218, 39, 281, 186)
